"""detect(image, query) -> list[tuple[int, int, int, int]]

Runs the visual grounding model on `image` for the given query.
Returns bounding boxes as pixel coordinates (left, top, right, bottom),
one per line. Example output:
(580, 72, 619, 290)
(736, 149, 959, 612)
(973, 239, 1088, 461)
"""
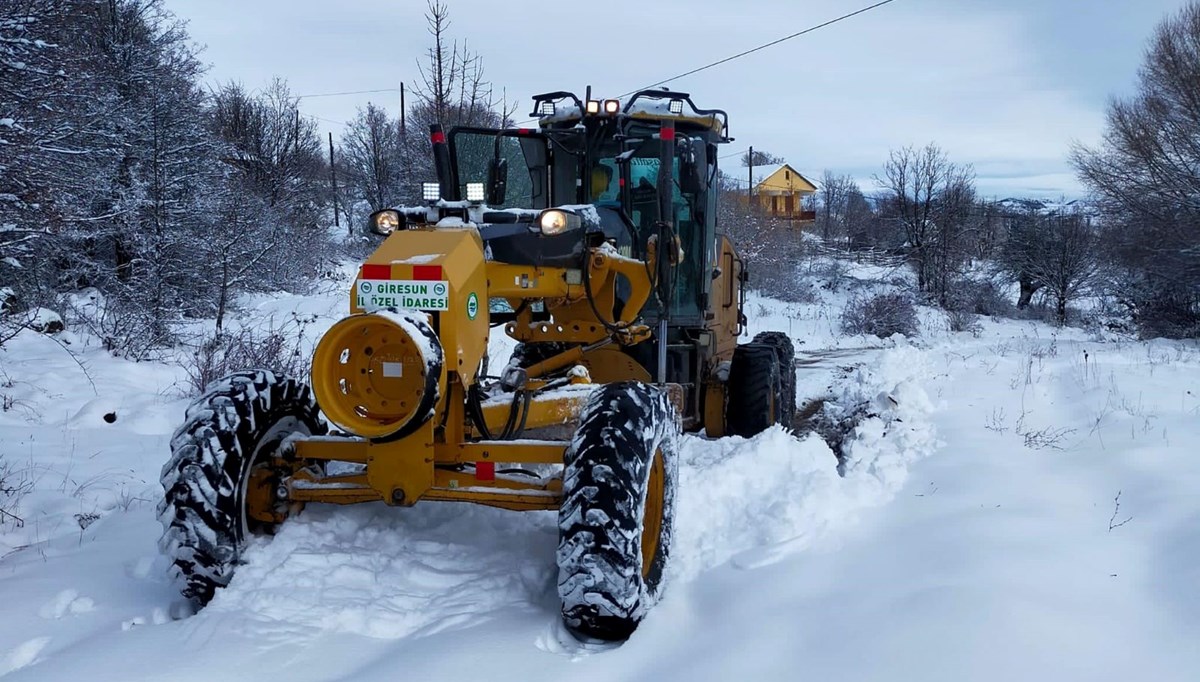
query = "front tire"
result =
(157, 370, 326, 605)
(557, 382, 680, 641)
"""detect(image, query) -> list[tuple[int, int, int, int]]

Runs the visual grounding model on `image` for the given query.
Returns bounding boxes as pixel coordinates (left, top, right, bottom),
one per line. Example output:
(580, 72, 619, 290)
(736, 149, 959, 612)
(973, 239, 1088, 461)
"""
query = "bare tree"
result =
(1071, 2, 1200, 337)
(411, 1, 500, 130)
(394, 0, 509, 205)
(341, 103, 402, 213)
(2, 1, 336, 357)
(875, 143, 975, 300)
(998, 209, 1100, 324)
(212, 79, 324, 210)
(970, 199, 1007, 261)
(929, 169, 977, 302)
(741, 149, 785, 167)
(816, 171, 858, 243)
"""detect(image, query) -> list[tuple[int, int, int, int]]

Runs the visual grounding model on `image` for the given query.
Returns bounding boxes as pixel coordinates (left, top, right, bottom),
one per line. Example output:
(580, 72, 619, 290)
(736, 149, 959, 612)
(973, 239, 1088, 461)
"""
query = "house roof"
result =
(745, 163, 818, 193)
(747, 164, 787, 181)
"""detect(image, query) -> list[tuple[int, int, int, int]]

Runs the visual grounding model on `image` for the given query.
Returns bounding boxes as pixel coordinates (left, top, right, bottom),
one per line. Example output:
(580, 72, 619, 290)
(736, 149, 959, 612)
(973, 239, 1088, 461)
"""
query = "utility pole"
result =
(748, 145, 754, 214)
(329, 132, 342, 233)
(399, 82, 406, 136)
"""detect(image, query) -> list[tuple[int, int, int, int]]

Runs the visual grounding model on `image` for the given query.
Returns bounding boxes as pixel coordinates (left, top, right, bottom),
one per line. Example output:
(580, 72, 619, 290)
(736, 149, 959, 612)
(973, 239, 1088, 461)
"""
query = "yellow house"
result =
(743, 164, 818, 222)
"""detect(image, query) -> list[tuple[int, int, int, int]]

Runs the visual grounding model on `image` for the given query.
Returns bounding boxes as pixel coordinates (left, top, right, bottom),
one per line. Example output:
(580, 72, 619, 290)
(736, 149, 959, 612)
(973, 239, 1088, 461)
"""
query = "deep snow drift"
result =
(2, 260, 1198, 681)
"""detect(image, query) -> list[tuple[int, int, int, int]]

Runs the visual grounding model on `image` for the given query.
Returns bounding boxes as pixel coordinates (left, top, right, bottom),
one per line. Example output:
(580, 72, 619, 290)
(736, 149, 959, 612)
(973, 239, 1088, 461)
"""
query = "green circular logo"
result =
(466, 292, 479, 320)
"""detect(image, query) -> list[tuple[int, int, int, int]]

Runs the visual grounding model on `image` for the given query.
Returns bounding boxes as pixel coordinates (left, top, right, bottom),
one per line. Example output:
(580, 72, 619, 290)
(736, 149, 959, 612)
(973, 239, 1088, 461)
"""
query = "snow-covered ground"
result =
(1, 259, 1198, 681)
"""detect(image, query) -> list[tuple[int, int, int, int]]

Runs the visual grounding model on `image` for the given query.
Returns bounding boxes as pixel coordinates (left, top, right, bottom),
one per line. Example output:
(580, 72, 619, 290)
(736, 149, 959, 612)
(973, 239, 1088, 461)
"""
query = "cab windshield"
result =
(449, 129, 548, 210)
(450, 125, 709, 318)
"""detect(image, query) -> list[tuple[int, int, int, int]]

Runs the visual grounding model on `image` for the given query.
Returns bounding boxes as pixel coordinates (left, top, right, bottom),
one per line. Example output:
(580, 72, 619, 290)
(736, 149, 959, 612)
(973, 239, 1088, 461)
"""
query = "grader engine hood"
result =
(309, 229, 490, 440)
(351, 228, 489, 371)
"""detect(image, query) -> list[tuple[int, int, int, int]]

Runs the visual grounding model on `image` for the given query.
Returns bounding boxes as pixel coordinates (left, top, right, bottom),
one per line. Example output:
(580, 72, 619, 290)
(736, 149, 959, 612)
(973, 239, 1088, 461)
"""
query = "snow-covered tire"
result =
(725, 343, 780, 437)
(752, 331, 796, 428)
(557, 381, 680, 641)
(157, 370, 327, 605)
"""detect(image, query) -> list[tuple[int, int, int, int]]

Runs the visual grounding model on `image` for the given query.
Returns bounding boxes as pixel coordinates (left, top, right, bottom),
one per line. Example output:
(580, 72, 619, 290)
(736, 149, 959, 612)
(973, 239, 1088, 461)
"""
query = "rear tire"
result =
(752, 331, 796, 428)
(557, 382, 680, 641)
(157, 370, 326, 605)
(725, 343, 780, 437)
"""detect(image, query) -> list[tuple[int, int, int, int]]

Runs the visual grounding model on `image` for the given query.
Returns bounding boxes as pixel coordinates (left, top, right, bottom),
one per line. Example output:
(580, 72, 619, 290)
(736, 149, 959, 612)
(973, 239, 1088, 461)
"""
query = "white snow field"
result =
(2, 263, 1199, 681)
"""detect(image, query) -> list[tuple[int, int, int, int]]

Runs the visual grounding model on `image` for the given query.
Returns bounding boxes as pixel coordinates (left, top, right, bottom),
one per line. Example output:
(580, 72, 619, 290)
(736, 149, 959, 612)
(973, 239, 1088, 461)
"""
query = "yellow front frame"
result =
(297, 226, 661, 513)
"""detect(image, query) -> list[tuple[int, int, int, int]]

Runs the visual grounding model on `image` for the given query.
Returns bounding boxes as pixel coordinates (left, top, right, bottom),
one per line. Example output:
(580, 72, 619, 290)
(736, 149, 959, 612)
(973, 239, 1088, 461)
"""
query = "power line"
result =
(311, 115, 347, 127)
(297, 87, 400, 100)
(512, 1, 900, 126)
(300, 1, 899, 135)
(620, 0, 900, 96)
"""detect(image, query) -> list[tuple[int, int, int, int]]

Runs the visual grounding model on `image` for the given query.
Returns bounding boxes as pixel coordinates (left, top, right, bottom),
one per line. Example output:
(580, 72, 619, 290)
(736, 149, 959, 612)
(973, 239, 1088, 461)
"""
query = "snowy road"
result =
(3, 285, 1199, 680)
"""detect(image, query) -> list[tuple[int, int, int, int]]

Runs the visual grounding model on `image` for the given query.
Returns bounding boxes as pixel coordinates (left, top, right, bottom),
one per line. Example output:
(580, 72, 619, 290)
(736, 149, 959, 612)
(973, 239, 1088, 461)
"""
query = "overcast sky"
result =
(167, 0, 1190, 199)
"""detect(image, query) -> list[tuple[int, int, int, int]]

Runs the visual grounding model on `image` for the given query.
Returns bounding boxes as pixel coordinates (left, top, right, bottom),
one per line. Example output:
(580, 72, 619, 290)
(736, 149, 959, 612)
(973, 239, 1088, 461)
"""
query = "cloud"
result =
(167, 0, 1185, 198)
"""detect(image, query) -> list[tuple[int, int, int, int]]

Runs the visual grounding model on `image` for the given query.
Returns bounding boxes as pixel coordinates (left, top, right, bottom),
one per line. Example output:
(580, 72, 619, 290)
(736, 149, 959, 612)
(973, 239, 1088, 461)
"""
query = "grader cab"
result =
(158, 88, 797, 640)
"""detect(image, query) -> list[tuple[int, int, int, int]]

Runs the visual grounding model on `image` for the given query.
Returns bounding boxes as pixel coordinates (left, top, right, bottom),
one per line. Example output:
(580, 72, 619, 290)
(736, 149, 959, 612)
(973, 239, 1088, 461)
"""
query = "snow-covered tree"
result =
(210, 79, 329, 294)
(2, 1, 334, 354)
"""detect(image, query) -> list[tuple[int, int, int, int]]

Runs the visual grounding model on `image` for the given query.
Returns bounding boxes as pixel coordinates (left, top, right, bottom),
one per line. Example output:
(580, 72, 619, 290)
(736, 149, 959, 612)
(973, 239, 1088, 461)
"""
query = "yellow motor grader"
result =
(158, 88, 796, 640)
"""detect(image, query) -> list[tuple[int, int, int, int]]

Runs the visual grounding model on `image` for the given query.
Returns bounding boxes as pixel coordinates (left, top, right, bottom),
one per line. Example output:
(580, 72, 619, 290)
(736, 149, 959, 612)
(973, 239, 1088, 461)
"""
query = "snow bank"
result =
(673, 344, 939, 579)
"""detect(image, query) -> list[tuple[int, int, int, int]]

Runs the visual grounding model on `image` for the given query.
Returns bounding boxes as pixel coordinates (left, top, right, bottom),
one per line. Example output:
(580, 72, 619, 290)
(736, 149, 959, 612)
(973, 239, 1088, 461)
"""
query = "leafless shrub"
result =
(948, 278, 1013, 317)
(946, 308, 983, 336)
(803, 257, 849, 292)
(62, 294, 173, 362)
(1014, 410, 1076, 450)
(339, 234, 377, 261)
(984, 407, 1009, 434)
(0, 307, 42, 349)
(182, 315, 315, 394)
(1, 455, 32, 529)
(1131, 286, 1200, 340)
(1108, 491, 1133, 531)
(0, 319, 21, 349)
(840, 293, 919, 338)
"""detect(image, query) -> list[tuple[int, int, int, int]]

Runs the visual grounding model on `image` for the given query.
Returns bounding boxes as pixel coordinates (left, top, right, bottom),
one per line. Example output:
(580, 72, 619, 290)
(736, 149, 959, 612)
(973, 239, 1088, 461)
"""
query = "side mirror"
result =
(678, 139, 705, 195)
(487, 157, 508, 205)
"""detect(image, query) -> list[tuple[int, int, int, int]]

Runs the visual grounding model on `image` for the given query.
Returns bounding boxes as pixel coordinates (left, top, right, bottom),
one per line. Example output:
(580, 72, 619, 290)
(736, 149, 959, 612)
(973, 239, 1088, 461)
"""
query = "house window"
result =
(785, 170, 790, 181)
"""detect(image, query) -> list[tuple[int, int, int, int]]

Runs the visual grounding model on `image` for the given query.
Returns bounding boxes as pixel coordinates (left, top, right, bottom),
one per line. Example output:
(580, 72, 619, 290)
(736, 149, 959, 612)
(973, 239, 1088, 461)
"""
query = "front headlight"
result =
(369, 209, 402, 235)
(535, 209, 581, 235)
